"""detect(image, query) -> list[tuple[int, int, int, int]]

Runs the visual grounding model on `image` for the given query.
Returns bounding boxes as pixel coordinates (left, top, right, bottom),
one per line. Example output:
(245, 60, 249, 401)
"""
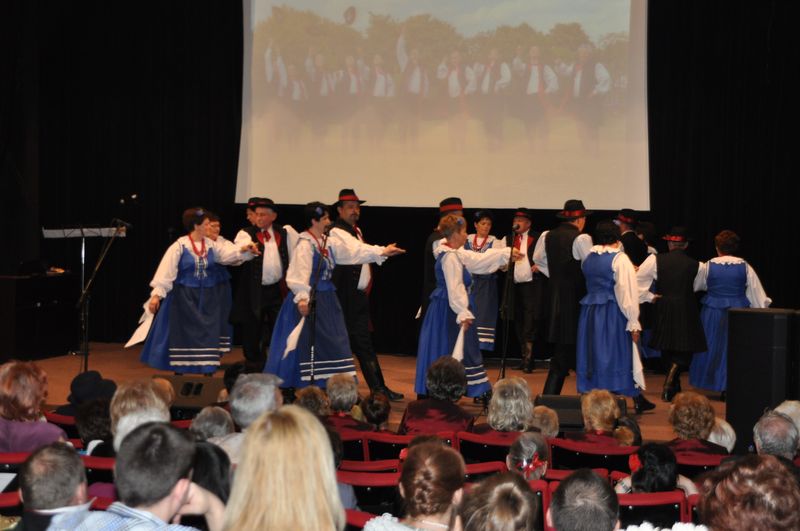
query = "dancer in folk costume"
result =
(415, 215, 521, 400)
(137, 208, 254, 374)
(265, 203, 403, 389)
(689, 230, 771, 395)
(576, 221, 654, 414)
(463, 210, 507, 353)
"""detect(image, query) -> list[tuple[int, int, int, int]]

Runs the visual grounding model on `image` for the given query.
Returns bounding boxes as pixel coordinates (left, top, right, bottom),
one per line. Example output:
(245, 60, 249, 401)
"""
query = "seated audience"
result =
(75, 399, 114, 456)
(224, 405, 345, 530)
(17, 442, 88, 531)
(52, 422, 225, 531)
(362, 392, 391, 432)
(152, 377, 177, 408)
(109, 379, 170, 435)
(190, 406, 235, 441)
(0, 360, 65, 452)
(113, 407, 170, 452)
(208, 373, 283, 465)
(325, 425, 359, 510)
(507, 432, 549, 481)
(365, 442, 465, 530)
(699, 455, 800, 530)
(614, 443, 698, 496)
(215, 362, 248, 403)
(531, 405, 560, 438)
(774, 399, 800, 451)
(398, 357, 474, 435)
(548, 468, 619, 531)
(667, 392, 727, 455)
(295, 385, 331, 417)
(615, 416, 643, 447)
(567, 389, 626, 446)
(707, 416, 736, 453)
(753, 410, 800, 482)
(459, 472, 539, 531)
(54, 370, 116, 417)
(471, 377, 532, 440)
(191, 442, 232, 504)
(326, 374, 372, 431)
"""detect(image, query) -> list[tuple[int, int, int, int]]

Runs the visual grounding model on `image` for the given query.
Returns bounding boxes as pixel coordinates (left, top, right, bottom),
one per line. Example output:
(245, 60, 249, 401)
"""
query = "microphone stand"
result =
(75, 219, 126, 373)
(497, 229, 517, 380)
(307, 227, 330, 386)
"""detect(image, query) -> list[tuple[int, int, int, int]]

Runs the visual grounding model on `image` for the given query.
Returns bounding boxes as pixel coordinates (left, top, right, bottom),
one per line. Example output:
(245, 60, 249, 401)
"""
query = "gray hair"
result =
(326, 374, 359, 413)
(507, 432, 549, 480)
(230, 373, 283, 429)
(754, 411, 800, 460)
(190, 406, 235, 441)
(488, 378, 533, 432)
(774, 400, 800, 448)
(20, 443, 86, 510)
(113, 407, 171, 451)
(707, 417, 737, 453)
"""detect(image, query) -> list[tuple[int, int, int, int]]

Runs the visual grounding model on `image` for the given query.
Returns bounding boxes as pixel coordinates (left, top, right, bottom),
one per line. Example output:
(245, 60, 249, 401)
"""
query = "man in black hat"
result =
(506, 208, 547, 373)
(420, 197, 464, 319)
(245, 197, 260, 227)
(533, 199, 593, 395)
(636, 226, 707, 401)
(230, 198, 296, 372)
(615, 209, 648, 267)
(330, 189, 406, 401)
(54, 371, 117, 417)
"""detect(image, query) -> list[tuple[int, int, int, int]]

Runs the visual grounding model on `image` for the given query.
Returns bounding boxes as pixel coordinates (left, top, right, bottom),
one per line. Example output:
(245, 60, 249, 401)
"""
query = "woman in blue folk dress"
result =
(265, 202, 403, 389)
(141, 208, 253, 374)
(415, 215, 519, 401)
(463, 210, 507, 352)
(689, 230, 771, 394)
(576, 221, 654, 414)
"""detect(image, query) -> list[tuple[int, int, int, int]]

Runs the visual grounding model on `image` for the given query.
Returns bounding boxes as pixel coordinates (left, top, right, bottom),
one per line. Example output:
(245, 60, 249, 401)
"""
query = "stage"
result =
(38, 343, 726, 442)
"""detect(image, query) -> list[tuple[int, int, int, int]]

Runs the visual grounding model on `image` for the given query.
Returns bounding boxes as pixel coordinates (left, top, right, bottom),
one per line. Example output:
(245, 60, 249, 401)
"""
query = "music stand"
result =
(42, 224, 127, 371)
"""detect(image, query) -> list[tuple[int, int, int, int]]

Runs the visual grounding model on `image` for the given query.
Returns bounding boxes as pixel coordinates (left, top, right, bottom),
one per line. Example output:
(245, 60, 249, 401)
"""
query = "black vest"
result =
(545, 222, 586, 344)
(230, 225, 290, 322)
(506, 230, 539, 268)
(331, 219, 365, 294)
(621, 230, 648, 267)
(650, 249, 706, 352)
(654, 250, 699, 300)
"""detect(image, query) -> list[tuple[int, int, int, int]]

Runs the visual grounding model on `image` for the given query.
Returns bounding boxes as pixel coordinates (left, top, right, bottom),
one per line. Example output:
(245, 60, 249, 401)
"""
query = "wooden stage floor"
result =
(37, 343, 726, 442)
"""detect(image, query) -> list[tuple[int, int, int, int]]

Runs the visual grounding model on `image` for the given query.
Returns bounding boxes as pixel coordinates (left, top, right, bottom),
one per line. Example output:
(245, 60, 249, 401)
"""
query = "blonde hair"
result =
(109, 380, 169, 434)
(581, 390, 620, 432)
(531, 405, 560, 438)
(151, 377, 176, 407)
(488, 378, 533, 432)
(223, 405, 344, 531)
(437, 214, 466, 239)
(669, 392, 715, 440)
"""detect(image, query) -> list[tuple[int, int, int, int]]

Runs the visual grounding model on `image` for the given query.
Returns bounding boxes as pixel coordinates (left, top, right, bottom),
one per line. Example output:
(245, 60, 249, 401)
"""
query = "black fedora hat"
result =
(67, 370, 117, 406)
(439, 197, 464, 215)
(614, 208, 638, 226)
(512, 208, 532, 220)
(556, 199, 593, 220)
(334, 188, 366, 207)
(251, 197, 279, 212)
(662, 226, 693, 242)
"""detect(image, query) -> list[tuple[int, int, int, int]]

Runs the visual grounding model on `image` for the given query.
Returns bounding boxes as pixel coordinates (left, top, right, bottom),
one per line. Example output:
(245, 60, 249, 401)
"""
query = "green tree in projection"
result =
(596, 31, 629, 80)
(545, 22, 591, 64)
(468, 23, 546, 62)
(364, 13, 400, 73)
(394, 14, 464, 71)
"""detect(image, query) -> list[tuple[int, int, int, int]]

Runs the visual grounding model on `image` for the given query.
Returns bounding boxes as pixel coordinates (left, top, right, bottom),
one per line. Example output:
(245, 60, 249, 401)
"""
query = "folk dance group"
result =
(131, 193, 770, 411)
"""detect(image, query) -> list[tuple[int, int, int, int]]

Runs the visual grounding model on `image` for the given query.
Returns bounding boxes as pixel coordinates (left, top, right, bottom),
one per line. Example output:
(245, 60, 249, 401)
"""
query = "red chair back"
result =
(456, 430, 517, 463)
(337, 471, 400, 517)
(675, 452, 726, 480)
(365, 431, 454, 461)
(345, 508, 379, 530)
(340, 459, 400, 473)
(0, 491, 21, 508)
(464, 461, 507, 482)
(687, 493, 701, 524)
(81, 455, 115, 484)
(44, 412, 76, 425)
(91, 496, 115, 511)
(548, 438, 637, 472)
(340, 431, 369, 461)
(545, 467, 609, 483)
(617, 490, 688, 527)
(170, 419, 193, 429)
(528, 479, 552, 531)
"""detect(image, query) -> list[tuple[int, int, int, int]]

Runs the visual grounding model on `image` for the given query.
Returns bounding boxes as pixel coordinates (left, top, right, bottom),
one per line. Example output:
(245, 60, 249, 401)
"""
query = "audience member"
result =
(472, 378, 532, 440)
(53, 370, 116, 417)
(52, 422, 225, 531)
(0, 360, 65, 452)
(224, 405, 345, 530)
(548, 469, 619, 531)
(192, 441, 232, 504)
(208, 373, 283, 465)
(190, 406, 235, 441)
(216, 362, 248, 403)
(614, 443, 698, 496)
(152, 377, 177, 408)
(17, 442, 88, 531)
(567, 389, 625, 445)
(113, 406, 171, 452)
(295, 385, 331, 417)
(325, 425, 359, 510)
(326, 374, 372, 431)
(706, 417, 736, 453)
(614, 416, 643, 447)
(531, 405, 560, 438)
(666, 392, 727, 455)
(459, 472, 538, 531)
(774, 399, 800, 451)
(109, 379, 170, 435)
(362, 392, 392, 431)
(699, 455, 800, 530)
(507, 432, 549, 481)
(753, 410, 800, 482)
(365, 442, 465, 530)
(398, 357, 474, 435)
(74, 399, 114, 456)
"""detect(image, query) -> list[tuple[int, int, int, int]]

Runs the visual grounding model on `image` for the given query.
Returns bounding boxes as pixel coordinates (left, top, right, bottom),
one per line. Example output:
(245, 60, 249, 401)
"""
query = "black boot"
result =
(661, 363, 682, 403)
(633, 393, 656, 414)
(375, 386, 404, 402)
(542, 370, 565, 396)
(365, 359, 405, 401)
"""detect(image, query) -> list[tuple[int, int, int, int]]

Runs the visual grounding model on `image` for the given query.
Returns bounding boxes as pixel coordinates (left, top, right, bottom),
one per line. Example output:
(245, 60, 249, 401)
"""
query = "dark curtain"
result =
(2, 1, 795, 352)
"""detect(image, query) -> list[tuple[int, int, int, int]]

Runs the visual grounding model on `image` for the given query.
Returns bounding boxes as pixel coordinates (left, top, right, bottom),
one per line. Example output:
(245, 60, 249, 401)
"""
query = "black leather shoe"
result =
(376, 387, 404, 402)
(633, 394, 656, 414)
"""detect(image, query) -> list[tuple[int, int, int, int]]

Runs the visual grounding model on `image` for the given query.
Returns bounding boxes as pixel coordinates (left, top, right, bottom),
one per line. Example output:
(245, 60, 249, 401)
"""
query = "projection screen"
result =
(237, 0, 649, 210)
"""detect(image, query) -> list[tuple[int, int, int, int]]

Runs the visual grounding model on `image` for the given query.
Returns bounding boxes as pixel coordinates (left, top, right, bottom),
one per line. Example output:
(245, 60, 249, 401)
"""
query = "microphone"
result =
(512, 223, 520, 231)
(119, 193, 139, 206)
(112, 218, 134, 229)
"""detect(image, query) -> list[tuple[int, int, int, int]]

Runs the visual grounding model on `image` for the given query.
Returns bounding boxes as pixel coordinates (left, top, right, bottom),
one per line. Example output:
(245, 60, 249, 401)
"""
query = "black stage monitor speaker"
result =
(726, 308, 797, 454)
(534, 394, 628, 433)
(157, 375, 226, 410)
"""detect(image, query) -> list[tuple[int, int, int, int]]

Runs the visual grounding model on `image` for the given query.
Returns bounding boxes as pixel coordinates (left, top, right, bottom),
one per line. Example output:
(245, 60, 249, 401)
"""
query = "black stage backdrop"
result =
(1, 1, 795, 356)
